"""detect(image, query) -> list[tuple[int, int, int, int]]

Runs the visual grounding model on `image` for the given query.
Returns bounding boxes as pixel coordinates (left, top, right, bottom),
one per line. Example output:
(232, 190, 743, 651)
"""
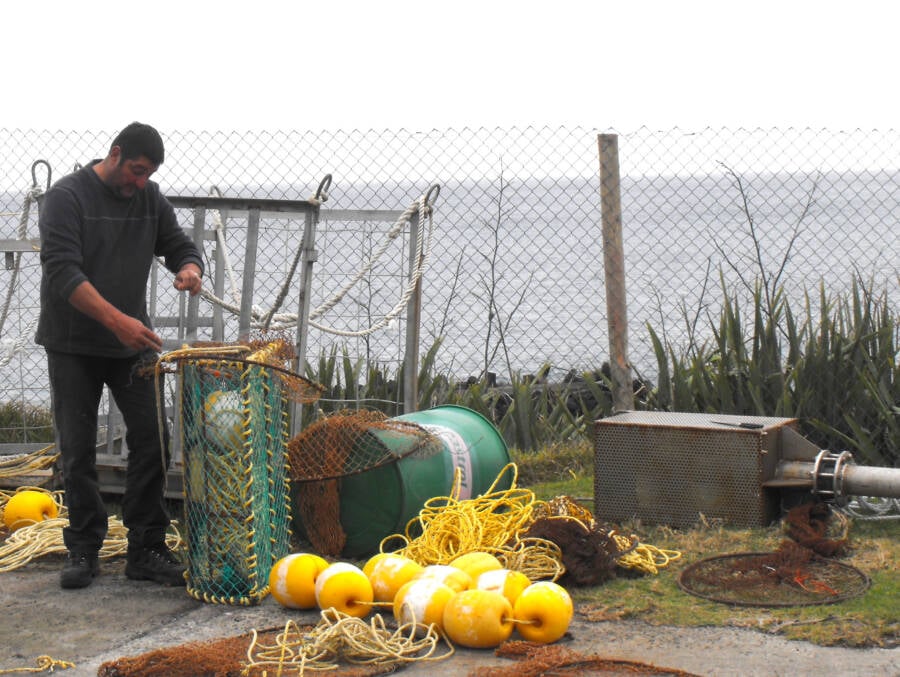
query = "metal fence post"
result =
(403, 210, 422, 413)
(598, 133, 634, 412)
(239, 207, 261, 341)
(292, 205, 319, 435)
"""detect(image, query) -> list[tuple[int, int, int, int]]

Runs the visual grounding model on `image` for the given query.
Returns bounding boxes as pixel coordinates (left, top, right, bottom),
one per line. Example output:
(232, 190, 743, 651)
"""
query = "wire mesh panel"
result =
(594, 411, 796, 528)
(171, 340, 319, 605)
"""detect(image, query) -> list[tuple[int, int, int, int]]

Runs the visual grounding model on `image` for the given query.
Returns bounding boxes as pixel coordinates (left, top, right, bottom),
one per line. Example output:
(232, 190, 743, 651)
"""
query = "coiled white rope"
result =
(193, 192, 435, 337)
(838, 496, 900, 521)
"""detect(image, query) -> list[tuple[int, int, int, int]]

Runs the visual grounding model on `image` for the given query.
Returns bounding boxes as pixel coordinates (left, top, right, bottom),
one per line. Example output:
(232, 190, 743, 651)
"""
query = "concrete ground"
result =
(1, 554, 898, 677)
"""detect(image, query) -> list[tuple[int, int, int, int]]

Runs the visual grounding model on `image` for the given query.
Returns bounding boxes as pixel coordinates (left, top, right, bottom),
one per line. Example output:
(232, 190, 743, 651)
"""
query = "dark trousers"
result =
(47, 350, 172, 553)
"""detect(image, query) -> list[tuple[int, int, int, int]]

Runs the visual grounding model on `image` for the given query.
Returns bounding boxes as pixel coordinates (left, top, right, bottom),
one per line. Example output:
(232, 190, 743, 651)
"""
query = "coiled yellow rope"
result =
(242, 609, 453, 675)
(0, 514, 183, 573)
(0, 655, 75, 674)
(611, 532, 682, 574)
(380, 464, 565, 581)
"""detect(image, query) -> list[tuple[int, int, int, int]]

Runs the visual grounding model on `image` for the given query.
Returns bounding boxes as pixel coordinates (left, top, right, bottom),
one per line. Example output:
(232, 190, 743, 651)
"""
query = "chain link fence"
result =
(0, 126, 897, 452)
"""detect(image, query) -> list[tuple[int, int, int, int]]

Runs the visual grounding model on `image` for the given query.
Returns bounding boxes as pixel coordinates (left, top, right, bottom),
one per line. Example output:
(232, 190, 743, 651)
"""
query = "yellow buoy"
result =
(363, 552, 424, 603)
(450, 551, 504, 582)
(393, 577, 456, 633)
(413, 564, 473, 592)
(269, 553, 329, 609)
(3, 490, 59, 532)
(443, 589, 515, 648)
(475, 568, 532, 606)
(512, 581, 574, 644)
(314, 562, 373, 618)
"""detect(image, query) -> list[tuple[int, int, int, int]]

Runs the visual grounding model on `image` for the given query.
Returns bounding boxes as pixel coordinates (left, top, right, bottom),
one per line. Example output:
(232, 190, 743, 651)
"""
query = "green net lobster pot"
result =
(176, 344, 296, 605)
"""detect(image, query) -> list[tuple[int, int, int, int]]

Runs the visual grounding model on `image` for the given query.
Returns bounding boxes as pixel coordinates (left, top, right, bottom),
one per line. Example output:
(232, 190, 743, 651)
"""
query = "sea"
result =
(0, 168, 897, 411)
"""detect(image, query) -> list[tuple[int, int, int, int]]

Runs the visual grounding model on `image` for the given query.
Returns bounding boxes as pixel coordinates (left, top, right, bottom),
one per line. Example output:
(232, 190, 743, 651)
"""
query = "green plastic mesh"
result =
(171, 341, 321, 605)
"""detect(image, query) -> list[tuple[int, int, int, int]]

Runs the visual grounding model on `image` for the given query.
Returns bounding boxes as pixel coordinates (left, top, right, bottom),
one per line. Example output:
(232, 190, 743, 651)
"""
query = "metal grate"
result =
(594, 411, 797, 528)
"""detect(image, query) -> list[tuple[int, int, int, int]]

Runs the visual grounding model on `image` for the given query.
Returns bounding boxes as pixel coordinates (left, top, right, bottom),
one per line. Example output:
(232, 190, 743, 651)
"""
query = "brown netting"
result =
(97, 628, 285, 677)
(294, 477, 345, 556)
(96, 625, 403, 677)
(678, 502, 869, 607)
(519, 496, 639, 586)
(287, 409, 438, 557)
(782, 501, 850, 557)
(287, 409, 436, 481)
(521, 516, 637, 586)
(480, 641, 703, 676)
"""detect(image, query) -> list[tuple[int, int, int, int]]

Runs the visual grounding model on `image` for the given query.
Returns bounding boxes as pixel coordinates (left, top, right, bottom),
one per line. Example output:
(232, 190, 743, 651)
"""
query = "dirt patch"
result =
(1, 554, 898, 676)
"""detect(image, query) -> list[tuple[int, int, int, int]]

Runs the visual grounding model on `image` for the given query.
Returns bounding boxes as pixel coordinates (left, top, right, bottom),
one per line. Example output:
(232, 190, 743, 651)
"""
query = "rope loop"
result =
(30, 159, 51, 191)
(423, 183, 441, 212)
(314, 173, 332, 203)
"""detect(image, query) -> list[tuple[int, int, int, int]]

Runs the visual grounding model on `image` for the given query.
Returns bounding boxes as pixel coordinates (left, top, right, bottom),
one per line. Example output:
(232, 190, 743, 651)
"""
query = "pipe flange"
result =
(812, 450, 855, 505)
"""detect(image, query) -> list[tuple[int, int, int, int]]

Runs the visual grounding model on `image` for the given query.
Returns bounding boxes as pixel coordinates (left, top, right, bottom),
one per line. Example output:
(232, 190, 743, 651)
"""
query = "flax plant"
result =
(646, 275, 898, 467)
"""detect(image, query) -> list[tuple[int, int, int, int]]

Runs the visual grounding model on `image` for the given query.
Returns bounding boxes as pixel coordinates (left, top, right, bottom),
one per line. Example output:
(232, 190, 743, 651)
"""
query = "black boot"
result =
(60, 552, 100, 589)
(125, 545, 186, 586)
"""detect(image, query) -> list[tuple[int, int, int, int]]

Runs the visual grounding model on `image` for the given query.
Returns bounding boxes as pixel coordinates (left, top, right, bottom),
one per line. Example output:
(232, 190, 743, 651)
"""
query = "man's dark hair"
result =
(111, 122, 165, 165)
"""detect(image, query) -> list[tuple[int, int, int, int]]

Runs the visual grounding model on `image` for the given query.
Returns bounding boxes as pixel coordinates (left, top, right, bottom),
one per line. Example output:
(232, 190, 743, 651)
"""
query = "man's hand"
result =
(110, 314, 164, 352)
(68, 281, 163, 351)
(174, 264, 203, 296)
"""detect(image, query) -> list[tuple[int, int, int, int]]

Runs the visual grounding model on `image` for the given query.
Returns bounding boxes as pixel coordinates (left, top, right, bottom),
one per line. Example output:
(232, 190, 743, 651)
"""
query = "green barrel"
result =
(298, 405, 511, 558)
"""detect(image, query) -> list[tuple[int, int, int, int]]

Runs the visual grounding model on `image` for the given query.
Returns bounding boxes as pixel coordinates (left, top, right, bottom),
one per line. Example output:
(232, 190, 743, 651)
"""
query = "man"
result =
(36, 122, 204, 589)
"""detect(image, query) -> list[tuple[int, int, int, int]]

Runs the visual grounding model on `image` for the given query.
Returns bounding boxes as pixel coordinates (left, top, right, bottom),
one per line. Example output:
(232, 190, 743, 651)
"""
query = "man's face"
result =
(105, 150, 158, 199)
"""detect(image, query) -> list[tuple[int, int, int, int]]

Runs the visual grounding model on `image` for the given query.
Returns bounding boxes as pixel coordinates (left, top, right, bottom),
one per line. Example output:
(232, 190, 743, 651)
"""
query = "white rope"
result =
(308, 194, 434, 337)
(309, 196, 424, 322)
(195, 193, 435, 337)
(0, 186, 42, 368)
(838, 496, 900, 521)
(207, 186, 242, 306)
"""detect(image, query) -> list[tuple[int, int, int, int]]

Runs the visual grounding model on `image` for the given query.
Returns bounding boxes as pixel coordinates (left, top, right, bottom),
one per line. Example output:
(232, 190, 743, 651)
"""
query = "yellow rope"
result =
(495, 536, 565, 582)
(380, 463, 565, 581)
(612, 533, 682, 574)
(0, 655, 75, 674)
(0, 446, 58, 480)
(0, 516, 183, 573)
(242, 609, 453, 674)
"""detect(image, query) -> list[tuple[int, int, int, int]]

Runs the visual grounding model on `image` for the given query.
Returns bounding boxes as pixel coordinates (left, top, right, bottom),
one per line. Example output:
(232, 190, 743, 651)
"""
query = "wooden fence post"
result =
(598, 134, 634, 412)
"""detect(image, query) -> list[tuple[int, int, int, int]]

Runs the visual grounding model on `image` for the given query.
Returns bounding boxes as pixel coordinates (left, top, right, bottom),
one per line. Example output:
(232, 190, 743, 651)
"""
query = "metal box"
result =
(594, 411, 798, 528)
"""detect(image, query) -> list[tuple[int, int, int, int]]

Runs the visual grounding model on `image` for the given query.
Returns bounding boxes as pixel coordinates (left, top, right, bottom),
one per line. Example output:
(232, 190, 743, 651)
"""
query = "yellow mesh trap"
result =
(162, 339, 323, 605)
(287, 410, 437, 557)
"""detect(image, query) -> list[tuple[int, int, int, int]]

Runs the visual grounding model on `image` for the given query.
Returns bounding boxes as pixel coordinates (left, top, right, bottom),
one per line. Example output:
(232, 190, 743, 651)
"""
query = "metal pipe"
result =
(841, 464, 900, 499)
(773, 458, 900, 500)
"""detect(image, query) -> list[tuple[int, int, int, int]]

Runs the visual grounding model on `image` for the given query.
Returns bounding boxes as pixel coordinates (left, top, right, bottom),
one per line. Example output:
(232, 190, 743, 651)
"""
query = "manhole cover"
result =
(677, 552, 870, 607)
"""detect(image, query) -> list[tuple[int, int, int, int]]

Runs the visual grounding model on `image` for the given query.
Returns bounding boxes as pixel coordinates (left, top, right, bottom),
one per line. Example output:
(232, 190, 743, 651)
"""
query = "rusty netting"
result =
(97, 628, 284, 677)
(678, 502, 869, 607)
(97, 613, 441, 677)
(480, 641, 703, 677)
(288, 409, 438, 556)
(520, 496, 638, 586)
(159, 338, 323, 605)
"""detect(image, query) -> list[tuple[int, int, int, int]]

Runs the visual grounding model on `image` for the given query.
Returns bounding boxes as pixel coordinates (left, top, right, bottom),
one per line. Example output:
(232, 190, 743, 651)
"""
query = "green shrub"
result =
(0, 401, 55, 444)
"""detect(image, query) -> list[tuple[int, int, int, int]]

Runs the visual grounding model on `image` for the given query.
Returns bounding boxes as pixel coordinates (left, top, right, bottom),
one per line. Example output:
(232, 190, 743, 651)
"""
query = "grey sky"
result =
(4, 1, 898, 132)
